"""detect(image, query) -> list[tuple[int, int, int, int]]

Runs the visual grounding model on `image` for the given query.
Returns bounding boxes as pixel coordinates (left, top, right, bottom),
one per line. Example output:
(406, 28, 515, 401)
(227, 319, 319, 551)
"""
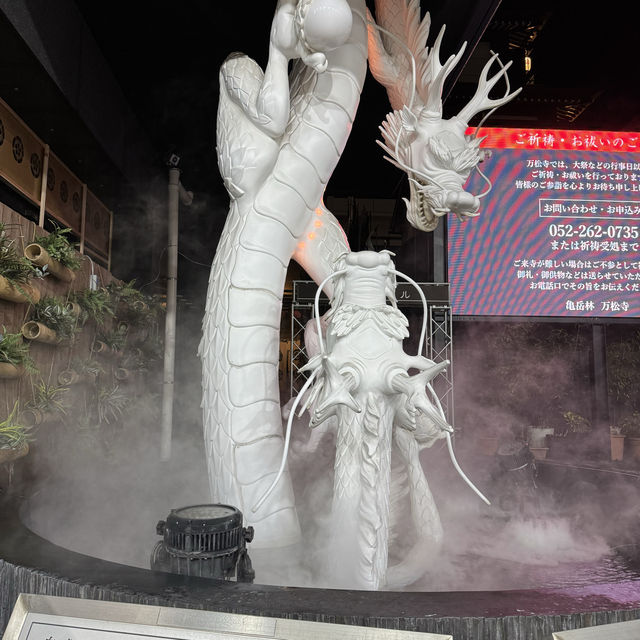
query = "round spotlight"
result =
(151, 504, 254, 582)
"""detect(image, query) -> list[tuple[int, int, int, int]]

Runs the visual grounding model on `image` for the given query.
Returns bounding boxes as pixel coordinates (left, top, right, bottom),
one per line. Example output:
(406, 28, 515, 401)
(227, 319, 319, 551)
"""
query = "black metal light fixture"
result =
(151, 504, 254, 582)
(492, 441, 538, 514)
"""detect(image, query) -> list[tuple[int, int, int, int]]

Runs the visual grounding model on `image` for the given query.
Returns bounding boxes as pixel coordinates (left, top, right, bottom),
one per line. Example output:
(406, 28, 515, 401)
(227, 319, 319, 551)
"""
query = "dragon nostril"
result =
(446, 190, 479, 213)
(358, 252, 382, 268)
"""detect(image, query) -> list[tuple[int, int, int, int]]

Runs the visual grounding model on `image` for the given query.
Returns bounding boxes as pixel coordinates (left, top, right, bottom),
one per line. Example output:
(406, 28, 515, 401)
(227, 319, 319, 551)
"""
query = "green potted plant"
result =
(0, 222, 41, 303)
(559, 411, 592, 435)
(0, 401, 31, 464)
(107, 279, 146, 308)
(61, 383, 129, 460)
(24, 225, 81, 283)
(113, 346, 150, 382)
(96, 323, 128, 357)
(21, 379, 69, 427)
(97, 383, 129, 425)
(22, 296, 79, 344)
(107, 280, 163, 329)
(547, 411, 592, 459)
(0, 328, 37, 378)
(458, 323, 589, 455)
(58, 358, 103, 386)
(69, 287, 115, 326)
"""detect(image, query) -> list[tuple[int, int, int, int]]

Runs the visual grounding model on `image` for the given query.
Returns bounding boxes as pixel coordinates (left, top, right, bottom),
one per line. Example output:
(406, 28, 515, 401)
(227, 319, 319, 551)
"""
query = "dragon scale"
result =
(204, 0, 519, 582)
(201, 0, 368, 548)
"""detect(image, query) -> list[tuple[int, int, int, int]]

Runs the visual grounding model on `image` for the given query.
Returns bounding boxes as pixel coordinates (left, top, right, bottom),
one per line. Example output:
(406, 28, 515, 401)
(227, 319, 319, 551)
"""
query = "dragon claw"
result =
(307, 356, 361, 426)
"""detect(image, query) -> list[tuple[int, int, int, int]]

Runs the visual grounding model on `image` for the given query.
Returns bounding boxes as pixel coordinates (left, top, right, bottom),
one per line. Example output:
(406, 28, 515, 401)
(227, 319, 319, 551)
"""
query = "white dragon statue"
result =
(200, 0, 519, 588)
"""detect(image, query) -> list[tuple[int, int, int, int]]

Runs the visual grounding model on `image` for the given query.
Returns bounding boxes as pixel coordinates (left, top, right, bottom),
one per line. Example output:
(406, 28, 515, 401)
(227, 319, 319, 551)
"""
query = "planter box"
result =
(529, 446, 549, 460)
(610, 433, 625, 461)
(476, 435, 499, 456)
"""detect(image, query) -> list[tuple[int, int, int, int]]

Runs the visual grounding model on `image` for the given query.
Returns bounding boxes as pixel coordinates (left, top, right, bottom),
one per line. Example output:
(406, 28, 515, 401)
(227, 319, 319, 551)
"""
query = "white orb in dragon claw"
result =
(301, 0, 353, 52)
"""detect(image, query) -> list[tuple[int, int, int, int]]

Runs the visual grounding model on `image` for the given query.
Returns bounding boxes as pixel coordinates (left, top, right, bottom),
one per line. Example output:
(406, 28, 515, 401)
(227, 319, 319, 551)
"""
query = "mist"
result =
(18, 277, 640, 593)
(20, 183, 224, 572)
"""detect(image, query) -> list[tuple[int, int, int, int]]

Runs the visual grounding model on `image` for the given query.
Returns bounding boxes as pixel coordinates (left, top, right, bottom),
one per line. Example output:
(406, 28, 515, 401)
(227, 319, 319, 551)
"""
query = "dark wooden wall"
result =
(0, 202, 115, 421)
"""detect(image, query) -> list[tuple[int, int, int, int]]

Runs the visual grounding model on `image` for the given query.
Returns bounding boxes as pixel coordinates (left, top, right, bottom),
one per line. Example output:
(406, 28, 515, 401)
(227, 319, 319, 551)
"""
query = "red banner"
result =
(467, 128, 640, 153)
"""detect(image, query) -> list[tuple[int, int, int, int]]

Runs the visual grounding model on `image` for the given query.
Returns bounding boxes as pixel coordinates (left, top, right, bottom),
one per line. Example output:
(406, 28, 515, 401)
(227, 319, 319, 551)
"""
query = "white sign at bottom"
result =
(4, 594, 453, 640)
(552, 619, 640, 639)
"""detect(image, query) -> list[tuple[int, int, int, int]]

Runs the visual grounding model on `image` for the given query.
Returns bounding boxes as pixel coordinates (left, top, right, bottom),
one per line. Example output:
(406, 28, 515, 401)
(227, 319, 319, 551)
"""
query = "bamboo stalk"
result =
(24, 243, 75, 282)
(0, 274, 41, 304)
(57, 369, 80, 385)
(0, 443, 29, 464)
(21, 321, 59, 344)
(0, 362, 23, 379)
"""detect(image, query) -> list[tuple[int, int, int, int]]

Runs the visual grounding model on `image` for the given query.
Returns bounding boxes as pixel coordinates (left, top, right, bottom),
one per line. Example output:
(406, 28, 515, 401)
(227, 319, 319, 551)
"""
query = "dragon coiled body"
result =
(202, 0, 518, 582)
(330, 392, 395, 589)
(302, 251, 447, 589)
(201, 0, 368, 549)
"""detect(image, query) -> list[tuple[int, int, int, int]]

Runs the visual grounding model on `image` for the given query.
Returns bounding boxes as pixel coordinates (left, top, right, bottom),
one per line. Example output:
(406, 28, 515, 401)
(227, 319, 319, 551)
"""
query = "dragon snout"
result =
(445, 190, 480, 217)
(345, 251, 390, 269)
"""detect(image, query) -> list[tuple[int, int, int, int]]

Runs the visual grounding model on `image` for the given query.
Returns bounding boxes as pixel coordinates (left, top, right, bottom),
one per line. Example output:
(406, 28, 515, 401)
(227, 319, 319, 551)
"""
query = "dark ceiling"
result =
(70, 0, 639, 201)
(1, 0, 638, 257)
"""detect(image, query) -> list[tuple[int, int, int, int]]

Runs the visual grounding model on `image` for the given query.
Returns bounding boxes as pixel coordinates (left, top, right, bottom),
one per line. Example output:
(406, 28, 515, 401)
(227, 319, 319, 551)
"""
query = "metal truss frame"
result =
(427, 304, 454, 425)
(290, 302, 314, 397)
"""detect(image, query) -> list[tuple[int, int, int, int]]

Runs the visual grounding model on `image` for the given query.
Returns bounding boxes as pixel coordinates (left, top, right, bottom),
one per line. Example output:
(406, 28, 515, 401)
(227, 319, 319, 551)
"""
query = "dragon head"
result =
(369, 9, 521, 232)
(380, 108, 490, 231)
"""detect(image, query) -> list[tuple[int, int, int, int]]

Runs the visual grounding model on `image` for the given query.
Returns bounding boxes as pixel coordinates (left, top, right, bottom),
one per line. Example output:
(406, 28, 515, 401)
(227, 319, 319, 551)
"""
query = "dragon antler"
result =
(421, 25, 466, 114)
(456, 52, 522, 125)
